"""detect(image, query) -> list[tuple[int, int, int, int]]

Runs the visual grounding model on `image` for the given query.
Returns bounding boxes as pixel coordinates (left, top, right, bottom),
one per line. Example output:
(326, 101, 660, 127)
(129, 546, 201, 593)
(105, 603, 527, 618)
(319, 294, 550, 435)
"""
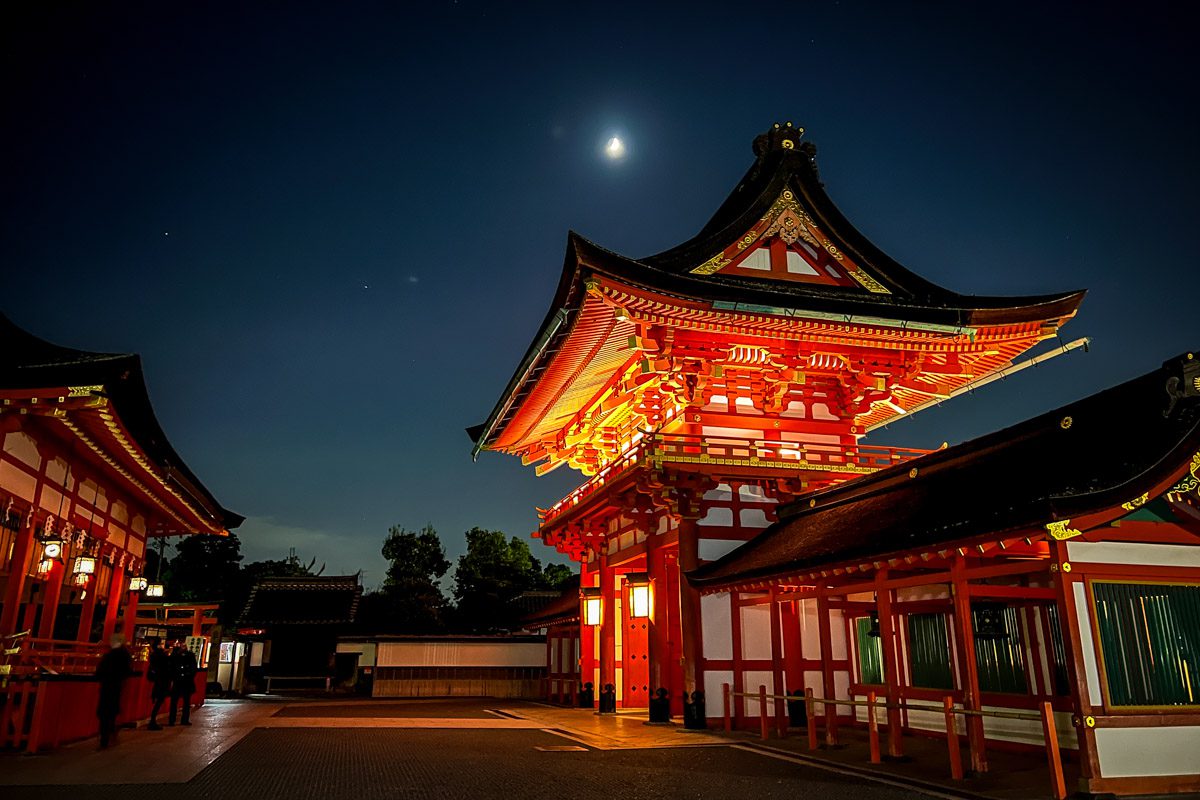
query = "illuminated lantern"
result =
(72, 555, 97, 575)
(625, 572, 651, 619)
(37, 558, 54, 575)
(42, 539, 63, 560)
(73, 572, 89, 587)
(581, 586, 602, 626)
(145, 583, 165, 598)
(128, 576, 149, 592)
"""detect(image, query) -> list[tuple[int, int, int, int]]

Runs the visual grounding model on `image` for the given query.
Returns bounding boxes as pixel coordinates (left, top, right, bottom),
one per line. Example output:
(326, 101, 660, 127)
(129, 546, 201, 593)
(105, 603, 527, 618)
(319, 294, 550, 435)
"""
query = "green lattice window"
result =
(1045, 605, 1071, 695)
(907, 613, 954, 690)
(973, 606, 1028, 694)
(855, 616, 884, 684)
(1093, 582, 1200, 707)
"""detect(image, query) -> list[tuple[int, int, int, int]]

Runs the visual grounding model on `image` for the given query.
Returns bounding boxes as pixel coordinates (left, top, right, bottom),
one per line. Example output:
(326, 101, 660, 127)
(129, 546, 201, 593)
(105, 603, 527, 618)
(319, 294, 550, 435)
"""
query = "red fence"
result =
(1, 660, 206, 752)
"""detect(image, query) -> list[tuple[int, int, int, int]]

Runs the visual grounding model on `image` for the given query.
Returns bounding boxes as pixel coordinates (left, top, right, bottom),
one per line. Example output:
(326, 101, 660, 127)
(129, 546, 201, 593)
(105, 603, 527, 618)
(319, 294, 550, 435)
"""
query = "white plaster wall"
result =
(799, 599, 820, 656)
(742, 670, 775, 717)
(1067, 541, 1200, 568)
(704, 669, 733, 716)
(1073, 583, 1103, 705)
(741, 604, 773, 660)
(1095, 727, 1200, 777)
(698, 538, 742, 562)
(377, 642, 545, 667)
(703, 484, 733, 502)
(699, 506, 734, 527)
(702, 593, 733, 660)
(739, 509, 771, 528)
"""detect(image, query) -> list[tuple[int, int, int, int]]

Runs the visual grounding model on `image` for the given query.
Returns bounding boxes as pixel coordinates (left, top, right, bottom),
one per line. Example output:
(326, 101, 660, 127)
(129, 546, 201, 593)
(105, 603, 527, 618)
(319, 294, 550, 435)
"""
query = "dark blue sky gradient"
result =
(3, 3, 1196, 585)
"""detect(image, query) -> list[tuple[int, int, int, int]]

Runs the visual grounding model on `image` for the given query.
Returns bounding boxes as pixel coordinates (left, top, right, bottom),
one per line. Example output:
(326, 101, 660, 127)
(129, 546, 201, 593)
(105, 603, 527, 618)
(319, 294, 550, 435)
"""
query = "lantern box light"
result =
(626, 572, 652, 619)
(37, 558, 54, 575)
(42, 540, 63, 560)
(72, 555, 97, 575)
(581, 587, 602, 626)
(129, 576, 148, 592)
(145, 583, 165, 598)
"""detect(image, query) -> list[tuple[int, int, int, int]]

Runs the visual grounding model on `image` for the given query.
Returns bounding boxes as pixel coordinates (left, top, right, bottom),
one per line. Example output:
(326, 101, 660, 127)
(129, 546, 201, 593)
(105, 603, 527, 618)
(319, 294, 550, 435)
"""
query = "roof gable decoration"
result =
(689, 187, 891, 295)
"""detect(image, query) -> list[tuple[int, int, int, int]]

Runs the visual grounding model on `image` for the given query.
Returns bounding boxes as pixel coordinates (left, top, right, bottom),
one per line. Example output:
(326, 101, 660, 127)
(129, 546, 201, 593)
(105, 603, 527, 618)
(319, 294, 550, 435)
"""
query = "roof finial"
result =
(753, 123, 809, 158)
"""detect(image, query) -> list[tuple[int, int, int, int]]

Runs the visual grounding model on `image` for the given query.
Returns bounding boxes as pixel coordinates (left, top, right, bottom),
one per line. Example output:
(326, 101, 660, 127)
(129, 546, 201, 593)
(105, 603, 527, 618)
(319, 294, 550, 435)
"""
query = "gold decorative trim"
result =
(1120, 493, 1149, 512)
(68, 385, 104, 397)
(1045, 519, 1083, 541)
(1060, 416, 1073, 430)
(846, 268, 891, 294)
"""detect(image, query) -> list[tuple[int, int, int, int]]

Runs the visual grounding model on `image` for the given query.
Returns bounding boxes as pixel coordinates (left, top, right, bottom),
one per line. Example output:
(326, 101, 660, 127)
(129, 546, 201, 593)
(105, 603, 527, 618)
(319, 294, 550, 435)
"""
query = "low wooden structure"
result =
(690, 352, 1200, 796)
(0, 314, 239, 750)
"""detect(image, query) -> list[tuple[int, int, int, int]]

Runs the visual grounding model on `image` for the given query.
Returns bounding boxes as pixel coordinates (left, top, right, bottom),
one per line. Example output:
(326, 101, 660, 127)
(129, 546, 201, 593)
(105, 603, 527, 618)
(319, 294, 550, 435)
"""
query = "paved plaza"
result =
(0, 698, 948, 800)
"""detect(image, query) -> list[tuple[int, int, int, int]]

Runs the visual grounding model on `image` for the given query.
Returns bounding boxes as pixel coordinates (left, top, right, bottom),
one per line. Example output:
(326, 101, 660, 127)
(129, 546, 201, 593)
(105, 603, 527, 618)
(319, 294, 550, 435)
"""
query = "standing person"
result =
(168, 644, 198, 726)
(94, 633, 132, 749)
(146, 638, 170, 730)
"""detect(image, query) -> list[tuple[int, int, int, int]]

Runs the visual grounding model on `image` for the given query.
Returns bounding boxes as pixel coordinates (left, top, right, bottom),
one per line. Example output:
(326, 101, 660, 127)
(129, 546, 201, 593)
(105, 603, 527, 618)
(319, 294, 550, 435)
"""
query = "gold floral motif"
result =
(847, 269, 891, 294)
(1121, 493, 1150, 511)
(68, 385, 104, 397)
(1045, 520, 1083, 541)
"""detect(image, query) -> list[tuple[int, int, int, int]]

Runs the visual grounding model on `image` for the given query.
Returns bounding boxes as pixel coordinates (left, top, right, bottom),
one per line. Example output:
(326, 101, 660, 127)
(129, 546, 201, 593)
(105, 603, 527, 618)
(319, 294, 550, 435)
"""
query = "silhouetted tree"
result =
(361, 524, 450, 633)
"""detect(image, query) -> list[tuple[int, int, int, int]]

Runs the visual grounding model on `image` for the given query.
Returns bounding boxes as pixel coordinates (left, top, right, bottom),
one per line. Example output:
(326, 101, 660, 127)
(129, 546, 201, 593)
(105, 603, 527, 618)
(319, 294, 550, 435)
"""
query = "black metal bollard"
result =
(787, 689, 807, 727)
(648, 688, 671, 723)
(578, 681, 595, 709)
(598, 682, 617, 714)
(683, 690, 707, 730)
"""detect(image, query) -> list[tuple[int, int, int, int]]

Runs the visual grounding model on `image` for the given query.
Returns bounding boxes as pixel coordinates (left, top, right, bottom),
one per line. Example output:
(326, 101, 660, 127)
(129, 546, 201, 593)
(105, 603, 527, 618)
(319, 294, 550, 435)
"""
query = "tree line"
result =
(155, 524, 575, 633)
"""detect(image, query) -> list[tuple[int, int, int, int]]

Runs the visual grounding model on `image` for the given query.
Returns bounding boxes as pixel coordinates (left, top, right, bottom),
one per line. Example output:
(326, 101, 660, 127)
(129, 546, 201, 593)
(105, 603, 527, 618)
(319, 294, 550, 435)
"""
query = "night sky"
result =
(3, 3, 1196, 586)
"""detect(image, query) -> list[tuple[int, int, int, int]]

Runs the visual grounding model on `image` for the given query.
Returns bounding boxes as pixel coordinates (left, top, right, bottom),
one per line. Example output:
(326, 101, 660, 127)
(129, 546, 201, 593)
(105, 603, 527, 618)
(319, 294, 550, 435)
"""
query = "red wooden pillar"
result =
(121, 586, 140, 643)
(950, 558, 987, 773)
(0, 517, 36, 635)
(101, 562, 126, 642)
(665, 547, 685, 716)
(191, 607, 203, 637)
(1051, 541, 1099, 789)
(816, 591, 839, 744)
(731, 593, 744, 723)
(677, 517, 704, 698)
(648, 532, 671, 695)
(768, 591, 786, 734)
(76, 575, 98, 642)
(781, 599, 804, 696)
(876, 572, 905, 758)
(599, 551, 616, 697)
(36, 560, 65, 638)
(579, 558, 595, 705)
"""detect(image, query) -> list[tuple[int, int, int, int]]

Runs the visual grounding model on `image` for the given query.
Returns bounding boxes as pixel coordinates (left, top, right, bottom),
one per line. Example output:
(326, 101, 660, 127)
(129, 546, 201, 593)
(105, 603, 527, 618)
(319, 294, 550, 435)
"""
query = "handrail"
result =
(542, 433, 930, 523)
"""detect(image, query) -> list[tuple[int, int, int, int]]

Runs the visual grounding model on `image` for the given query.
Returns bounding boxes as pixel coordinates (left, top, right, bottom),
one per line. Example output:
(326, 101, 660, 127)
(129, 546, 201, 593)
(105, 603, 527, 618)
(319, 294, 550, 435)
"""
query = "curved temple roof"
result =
(471, 123, 1084, 457)
(0, 313, 243, 533)
(688, 351, 1200, 591)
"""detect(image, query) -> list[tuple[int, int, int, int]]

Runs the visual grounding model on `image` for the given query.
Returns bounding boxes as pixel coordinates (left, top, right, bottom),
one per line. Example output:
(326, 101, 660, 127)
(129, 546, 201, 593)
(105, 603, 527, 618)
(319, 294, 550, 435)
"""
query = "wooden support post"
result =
(723, 682, 731, 734)
(36, 561, 65, 639)
(944, 695, 964, 780)
(805, 688, 818, 750)
(648, 533, 670, 697)
(867, 690, 881, 763)
(768, 592, 787, 738)
(121, 588, 139, 643)
(191, 607, 203, 637)
(1041, 701, 1067, 800)
(1052, 540, 1100, 789)
(875, 574, 904, 758)
(579, 559, 595, 707)
(759, 684, 769, 741)
(677, 518, 704, 698)
(951, 558, 987, 774)
(76, 575, 98, 642)
(101, 563, 125, 642)
(599, 552, 616, 699)
(0, 518, 36, 635)
(816, 592, 839, 746)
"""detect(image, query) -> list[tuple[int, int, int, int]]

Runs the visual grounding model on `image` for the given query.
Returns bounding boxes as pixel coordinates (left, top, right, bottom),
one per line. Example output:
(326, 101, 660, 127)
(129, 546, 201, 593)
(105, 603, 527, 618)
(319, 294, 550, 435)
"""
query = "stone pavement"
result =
(0, 697, 959, 800)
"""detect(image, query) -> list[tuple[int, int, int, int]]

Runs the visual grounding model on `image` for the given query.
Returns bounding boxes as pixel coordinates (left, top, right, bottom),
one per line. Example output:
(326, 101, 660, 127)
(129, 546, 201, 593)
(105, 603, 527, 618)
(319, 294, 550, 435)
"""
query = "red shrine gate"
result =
(472, 122, 1084, 713)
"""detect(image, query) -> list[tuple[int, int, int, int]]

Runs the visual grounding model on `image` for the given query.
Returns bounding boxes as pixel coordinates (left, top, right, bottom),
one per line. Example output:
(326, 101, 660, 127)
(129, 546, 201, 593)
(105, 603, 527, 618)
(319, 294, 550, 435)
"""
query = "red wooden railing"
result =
(542, 433, 929, 523)
(0, 637, 206, 753)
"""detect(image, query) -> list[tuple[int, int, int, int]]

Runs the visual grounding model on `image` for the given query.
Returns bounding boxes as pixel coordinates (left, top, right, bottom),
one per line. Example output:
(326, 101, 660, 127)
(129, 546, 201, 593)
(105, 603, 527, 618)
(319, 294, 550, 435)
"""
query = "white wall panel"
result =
(1095, 726, 1200, 777)
(701, 593, 733, 660)
(741, 604, 773, 660)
